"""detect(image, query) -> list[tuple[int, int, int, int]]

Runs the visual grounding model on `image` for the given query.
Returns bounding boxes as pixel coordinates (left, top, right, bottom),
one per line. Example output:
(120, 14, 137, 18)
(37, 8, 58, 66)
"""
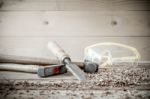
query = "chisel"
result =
(48, 41, 87, 82)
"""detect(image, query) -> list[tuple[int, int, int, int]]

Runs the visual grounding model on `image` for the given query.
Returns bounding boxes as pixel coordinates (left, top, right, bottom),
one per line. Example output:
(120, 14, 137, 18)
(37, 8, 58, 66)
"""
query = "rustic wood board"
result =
(0, 11, 149, 37)
(0, 90, 149, 99)
(0, 71, 74, 80)
(0, 0, 149, 11)
(0, 0, 150, 98)
(0, 3, 149, 61)
(0, 37, 150, 61)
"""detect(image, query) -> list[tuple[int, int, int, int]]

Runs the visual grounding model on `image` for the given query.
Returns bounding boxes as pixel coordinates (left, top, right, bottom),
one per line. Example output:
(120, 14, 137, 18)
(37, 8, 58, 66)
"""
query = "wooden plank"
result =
(0, 0, 58, 11)
(0, 89, 149, 99)
(58, 0, 150, 11)
(0, 11, 149, 37)
(0, 0, 149, 11)
(0, 64, 149, 80)
(0, 71, 73, 80)
(0, 37, 149, 61)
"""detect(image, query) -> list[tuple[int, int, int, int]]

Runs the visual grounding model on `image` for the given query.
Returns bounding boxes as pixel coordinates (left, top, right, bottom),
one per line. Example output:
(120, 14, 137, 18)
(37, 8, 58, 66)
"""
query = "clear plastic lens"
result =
(84, 42, 140, 67)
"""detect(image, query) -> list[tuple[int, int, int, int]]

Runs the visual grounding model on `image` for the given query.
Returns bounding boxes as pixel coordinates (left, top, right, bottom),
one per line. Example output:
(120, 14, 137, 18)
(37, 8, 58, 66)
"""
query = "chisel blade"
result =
(66, 63, 87, 82)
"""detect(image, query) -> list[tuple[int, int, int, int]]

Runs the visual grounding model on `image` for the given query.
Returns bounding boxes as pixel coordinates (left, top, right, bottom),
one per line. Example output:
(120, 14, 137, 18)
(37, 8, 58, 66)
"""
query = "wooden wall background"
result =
(0, 0, 150, 61)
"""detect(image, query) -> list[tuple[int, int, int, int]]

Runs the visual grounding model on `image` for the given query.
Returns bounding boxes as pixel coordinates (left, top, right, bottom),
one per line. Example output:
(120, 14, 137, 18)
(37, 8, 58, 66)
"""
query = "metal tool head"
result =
(65, 63, 87, 82)
(84, 62, 98, 73)
(37, 65, 67, 77)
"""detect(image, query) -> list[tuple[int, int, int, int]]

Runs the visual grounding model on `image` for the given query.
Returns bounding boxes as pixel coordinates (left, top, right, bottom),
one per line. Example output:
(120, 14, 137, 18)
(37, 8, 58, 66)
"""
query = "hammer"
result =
(0, 63, 67, 77)
(0, 51, 98, 73)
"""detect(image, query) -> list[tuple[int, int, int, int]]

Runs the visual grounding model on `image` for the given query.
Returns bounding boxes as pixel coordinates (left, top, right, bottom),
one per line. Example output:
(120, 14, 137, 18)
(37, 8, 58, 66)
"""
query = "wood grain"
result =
(0, 0, 149, 11)
(0, 37, 150, 61)
(0, 11, 149, 37)
(0, 1, 149, 61)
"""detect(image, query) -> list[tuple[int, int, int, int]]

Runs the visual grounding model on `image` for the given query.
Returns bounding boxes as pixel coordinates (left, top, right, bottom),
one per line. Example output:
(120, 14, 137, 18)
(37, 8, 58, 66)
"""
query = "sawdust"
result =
(0, 66, 150, 98)
(0, 67, 150, 90)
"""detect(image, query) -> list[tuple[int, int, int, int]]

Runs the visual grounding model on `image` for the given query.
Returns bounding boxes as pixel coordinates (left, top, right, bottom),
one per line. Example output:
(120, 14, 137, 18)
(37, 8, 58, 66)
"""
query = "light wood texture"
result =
(0, 64, 149, 80)
(0, 37, 150, 61)
(0, 71, 73, 80)
(0, 0, 149, 61)
(0, 11, 149, 37)
(0, 63, 38, 73)
(0, 52, 59, 65)
(0, 1, 149, 97)
(58, 0, 150, 11)
(0, 90, 149, 99)
(0, 0, 149, 11)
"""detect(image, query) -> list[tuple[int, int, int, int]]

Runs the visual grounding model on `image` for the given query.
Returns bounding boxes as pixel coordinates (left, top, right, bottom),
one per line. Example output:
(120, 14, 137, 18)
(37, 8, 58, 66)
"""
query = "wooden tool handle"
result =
(0, 63, 38, 73)
(0, 49, 84, 67)
(0, 53, 59, 65)
(48, 41, 70, 63)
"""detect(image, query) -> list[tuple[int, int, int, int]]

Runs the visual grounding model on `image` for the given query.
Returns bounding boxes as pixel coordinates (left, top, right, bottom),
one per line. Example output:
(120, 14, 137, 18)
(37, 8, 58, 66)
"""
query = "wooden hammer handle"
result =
(0, 63, 38, 73)
(0, 54, 84, 67)
(0, 53, 59, 65)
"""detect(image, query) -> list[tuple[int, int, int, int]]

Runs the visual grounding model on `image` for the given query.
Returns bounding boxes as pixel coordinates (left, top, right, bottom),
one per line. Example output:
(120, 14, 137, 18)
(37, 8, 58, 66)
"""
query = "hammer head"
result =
(84, 62, 98, 73)
(37, 65, 67, 77)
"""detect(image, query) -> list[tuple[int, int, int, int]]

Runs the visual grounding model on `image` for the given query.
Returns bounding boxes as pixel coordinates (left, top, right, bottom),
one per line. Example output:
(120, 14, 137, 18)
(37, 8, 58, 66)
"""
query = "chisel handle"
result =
(48, 42, 87, 82)
(48, 41, 70, 63)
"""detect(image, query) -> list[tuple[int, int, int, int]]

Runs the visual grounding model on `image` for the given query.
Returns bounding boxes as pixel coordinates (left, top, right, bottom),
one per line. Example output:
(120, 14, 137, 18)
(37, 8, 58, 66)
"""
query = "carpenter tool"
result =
(48, 41, 87, 82)
(0, 50, 98, 73)
(38, 64, 67, 77)
(0, 63, 67, 77)
(83, 62, 98, 73)
(0, 53, 58, 65)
